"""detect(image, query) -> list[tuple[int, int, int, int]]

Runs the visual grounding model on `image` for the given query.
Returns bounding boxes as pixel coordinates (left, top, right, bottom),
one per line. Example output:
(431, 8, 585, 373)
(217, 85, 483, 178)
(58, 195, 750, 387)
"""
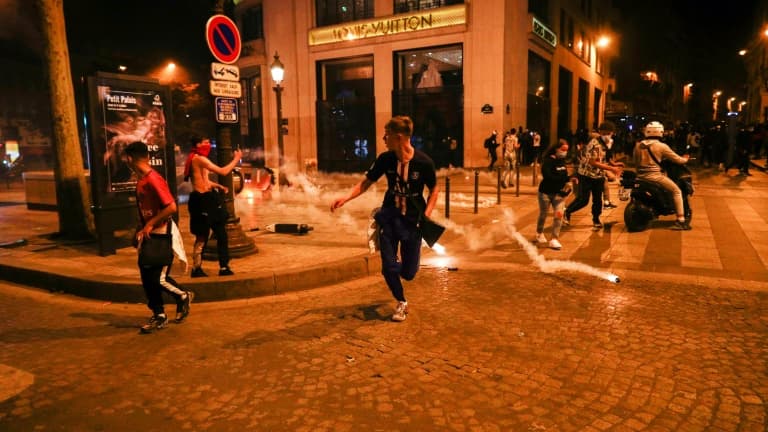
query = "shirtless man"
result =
(183, 136, 242, 277)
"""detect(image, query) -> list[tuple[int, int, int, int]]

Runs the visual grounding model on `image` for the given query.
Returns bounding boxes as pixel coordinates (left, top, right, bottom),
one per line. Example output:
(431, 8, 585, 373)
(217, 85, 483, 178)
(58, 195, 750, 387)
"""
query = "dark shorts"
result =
(188, 191, 227, 237)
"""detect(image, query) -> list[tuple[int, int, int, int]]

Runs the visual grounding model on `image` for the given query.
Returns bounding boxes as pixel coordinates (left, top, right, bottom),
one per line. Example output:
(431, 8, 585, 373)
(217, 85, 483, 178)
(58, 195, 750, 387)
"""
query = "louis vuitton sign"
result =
(309, 4, 466, 46)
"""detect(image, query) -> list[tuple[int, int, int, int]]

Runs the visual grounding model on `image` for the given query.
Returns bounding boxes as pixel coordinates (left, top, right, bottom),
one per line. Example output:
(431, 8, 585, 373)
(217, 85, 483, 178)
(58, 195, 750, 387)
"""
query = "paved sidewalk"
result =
(1, 164, 767, 303)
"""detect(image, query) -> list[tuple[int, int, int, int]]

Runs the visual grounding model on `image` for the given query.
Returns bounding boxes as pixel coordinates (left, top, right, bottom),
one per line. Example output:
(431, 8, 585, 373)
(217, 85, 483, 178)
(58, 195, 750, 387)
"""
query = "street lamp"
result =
(712, 91, 722, 120)
(727, 97, 736, 112)
(270, 51, 285, 168)
(739, 101, 747, 112)
(683, 82, 693, 104)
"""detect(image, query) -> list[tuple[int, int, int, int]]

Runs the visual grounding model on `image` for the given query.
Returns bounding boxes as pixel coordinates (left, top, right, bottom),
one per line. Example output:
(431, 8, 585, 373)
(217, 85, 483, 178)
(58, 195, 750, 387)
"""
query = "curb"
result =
(0, 253, 381, 303)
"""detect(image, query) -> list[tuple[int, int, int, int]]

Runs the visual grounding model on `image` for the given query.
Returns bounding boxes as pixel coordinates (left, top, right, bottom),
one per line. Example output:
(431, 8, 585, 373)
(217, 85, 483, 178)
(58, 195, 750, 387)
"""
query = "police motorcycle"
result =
(619, 122, 694, 232)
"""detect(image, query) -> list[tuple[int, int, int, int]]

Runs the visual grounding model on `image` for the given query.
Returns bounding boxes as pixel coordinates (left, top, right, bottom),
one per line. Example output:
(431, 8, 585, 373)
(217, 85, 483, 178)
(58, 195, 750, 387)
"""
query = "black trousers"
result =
(189, 191, 230, 267)
(566, 174, 605, 222)
(139, 263, 185, 315)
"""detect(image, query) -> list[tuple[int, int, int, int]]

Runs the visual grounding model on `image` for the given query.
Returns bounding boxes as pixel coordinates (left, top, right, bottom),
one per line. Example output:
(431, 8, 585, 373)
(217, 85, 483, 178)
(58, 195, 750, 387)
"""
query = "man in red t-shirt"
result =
(123, 141, 193, 334)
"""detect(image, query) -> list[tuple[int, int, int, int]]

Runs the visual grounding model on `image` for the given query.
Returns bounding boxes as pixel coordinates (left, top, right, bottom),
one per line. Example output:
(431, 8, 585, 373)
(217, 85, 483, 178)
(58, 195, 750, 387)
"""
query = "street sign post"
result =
(211, 62, 240, 81)
(209, 80, 242, 98)
(215, 97, 239, 124)
(205, 15, 241, 64)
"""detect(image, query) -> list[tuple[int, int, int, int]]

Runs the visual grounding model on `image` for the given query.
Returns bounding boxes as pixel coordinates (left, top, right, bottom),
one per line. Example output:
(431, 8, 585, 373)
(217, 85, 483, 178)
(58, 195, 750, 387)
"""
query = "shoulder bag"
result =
(138, 221, 173, 267)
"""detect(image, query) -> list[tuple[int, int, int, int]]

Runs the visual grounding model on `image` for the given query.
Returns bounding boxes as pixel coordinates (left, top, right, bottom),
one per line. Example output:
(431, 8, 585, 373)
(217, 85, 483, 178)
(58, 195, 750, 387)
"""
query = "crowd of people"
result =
(484, 117, 765, 250)
(122, 115, 765, 328)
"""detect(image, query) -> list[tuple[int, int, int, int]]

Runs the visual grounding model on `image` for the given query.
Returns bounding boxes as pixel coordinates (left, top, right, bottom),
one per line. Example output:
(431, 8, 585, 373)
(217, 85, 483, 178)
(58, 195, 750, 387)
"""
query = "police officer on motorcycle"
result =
(633, 121, 691, 230)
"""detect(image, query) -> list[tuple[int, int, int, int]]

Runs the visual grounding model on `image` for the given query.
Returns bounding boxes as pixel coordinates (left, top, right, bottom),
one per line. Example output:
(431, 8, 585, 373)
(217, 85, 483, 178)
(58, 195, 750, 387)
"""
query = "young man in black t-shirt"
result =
(331, 116, 439, 322)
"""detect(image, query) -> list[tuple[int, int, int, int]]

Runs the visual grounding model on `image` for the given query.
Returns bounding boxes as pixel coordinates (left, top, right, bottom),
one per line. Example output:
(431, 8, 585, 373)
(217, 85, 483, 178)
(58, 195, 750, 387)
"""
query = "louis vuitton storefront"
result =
(234, 0, 616, 173)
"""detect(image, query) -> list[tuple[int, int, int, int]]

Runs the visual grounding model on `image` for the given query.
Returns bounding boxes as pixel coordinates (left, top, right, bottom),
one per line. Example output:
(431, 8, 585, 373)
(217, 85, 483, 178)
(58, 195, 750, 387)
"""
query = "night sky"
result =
(0, 0, 765, 97)
(612, 0, 764, 96)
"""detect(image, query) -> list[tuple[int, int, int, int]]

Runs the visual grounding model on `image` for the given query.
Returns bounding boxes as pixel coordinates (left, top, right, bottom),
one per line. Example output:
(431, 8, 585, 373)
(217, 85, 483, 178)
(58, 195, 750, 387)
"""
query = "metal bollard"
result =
(444, 176, 450, 219)
(497, 166, 501, 204)
(474, 170, 479, 214)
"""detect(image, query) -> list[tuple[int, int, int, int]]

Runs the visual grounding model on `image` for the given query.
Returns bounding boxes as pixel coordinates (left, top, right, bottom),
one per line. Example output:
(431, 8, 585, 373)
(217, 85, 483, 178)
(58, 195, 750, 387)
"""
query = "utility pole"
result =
(34, 0, 94, 239)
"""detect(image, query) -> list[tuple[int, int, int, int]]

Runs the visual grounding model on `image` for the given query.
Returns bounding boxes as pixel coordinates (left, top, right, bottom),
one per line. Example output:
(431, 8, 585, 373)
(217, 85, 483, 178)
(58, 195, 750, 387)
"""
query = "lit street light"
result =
(683, 82, 693, 104)
(728, 97, 736, 112)
(270, 51, 286, 169)
(712, 91, 722, 120)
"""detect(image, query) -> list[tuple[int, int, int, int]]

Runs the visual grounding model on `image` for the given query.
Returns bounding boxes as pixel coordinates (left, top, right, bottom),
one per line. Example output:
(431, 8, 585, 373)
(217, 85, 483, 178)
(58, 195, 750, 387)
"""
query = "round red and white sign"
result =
(206, 15, 241, 65)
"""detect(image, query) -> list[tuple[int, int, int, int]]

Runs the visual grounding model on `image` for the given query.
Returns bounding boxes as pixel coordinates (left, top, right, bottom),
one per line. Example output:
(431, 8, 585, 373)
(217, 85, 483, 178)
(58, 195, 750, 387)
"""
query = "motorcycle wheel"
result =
(624, 201, 652, 232)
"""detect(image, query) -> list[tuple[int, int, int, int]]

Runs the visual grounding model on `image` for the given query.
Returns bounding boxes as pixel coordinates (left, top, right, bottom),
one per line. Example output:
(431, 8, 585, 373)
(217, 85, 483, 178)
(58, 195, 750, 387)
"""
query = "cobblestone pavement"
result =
(1, 259, 766, 431)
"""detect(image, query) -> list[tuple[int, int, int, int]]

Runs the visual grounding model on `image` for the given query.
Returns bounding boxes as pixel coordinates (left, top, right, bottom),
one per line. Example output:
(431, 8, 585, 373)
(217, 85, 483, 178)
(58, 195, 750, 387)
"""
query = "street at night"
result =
(0, 263, 766, 431)
(2, 165, 768, 431)
(3, 0, 768, 430)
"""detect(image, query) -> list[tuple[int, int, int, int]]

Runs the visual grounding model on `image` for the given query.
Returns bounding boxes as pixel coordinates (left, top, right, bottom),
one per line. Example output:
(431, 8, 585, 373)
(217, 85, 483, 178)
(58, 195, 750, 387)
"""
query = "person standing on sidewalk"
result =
(330, 116, 439, 322)
(183, 135, 242, 277)
(534, 139, 578, 250)
(501, 128, 519, 188)
(484, 130, 499, 171)
(564, 122, 622, 230)
(123, 141, 192, 334)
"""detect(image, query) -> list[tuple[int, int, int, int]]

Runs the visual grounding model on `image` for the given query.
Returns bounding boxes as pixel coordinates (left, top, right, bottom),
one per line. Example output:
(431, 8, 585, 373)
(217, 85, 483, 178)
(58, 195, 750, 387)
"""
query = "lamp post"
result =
(712, 91, 722, 121)
(270, 52, 285, 169)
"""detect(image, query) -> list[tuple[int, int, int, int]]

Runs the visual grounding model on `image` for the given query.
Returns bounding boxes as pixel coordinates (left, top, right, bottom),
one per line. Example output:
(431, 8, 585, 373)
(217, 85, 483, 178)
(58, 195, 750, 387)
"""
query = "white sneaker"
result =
(534, 232, 547, 244)
(392, 301, 408, 322)
(549, 238, 562, 250)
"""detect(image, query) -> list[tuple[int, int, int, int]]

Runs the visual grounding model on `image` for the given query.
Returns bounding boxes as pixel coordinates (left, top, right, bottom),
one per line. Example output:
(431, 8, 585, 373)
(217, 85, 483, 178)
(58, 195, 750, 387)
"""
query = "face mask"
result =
(555, 150, 568, 158)
(193, 143, 212, 157)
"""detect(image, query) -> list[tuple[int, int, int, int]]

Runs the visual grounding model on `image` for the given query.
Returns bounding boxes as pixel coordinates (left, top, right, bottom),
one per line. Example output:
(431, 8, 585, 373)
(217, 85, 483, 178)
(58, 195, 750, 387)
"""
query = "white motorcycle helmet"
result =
(644, 121, 664, 138)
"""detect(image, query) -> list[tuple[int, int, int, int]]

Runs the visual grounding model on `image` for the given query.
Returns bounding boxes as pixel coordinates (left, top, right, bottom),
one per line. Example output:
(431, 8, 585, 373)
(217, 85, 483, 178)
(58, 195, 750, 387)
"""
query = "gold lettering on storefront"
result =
(332, 15, 433, 41)
(309, 4, 466, 46)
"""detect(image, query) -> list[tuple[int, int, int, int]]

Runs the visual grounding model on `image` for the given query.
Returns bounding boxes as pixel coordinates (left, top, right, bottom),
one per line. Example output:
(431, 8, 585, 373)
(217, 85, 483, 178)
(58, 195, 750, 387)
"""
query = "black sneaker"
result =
(604, 201, 618, 209)
(191, 267, 207, 278)
(175, 291, 194, 323)
(218, 266, 234, 276)
(592, 221, 603, 230)
(671, 220, 691, 231)
(140, 314, 168, 334)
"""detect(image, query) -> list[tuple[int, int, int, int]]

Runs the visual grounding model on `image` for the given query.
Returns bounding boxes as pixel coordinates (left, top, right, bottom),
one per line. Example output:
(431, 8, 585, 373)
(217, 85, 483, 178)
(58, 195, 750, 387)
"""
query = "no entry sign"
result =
(206, 15, 241, 64)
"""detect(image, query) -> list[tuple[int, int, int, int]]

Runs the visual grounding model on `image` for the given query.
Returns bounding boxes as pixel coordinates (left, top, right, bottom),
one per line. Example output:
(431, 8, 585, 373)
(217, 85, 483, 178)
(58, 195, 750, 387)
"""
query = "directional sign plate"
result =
(206, 15, 241, 64)
(215, 97, 239, 123)
(210, 80, 242, 98)
(211, 62, 240, 81)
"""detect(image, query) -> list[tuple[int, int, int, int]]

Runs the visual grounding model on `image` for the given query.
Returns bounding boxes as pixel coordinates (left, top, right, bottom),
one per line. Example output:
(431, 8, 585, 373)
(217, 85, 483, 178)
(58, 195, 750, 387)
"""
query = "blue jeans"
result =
(375, 207, 422, 303)
(537, 192, 566, 238)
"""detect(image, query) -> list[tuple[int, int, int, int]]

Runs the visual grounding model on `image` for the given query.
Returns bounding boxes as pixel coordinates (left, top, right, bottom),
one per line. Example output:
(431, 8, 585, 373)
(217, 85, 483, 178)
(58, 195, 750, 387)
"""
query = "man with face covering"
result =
(184, 135, 242, 277)
(564, 122, 622, 230)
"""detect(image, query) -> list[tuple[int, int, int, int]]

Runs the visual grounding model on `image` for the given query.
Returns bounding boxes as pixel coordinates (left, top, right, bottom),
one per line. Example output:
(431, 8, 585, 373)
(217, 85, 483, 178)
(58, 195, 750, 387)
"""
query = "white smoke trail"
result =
(498, 208, 620, 283)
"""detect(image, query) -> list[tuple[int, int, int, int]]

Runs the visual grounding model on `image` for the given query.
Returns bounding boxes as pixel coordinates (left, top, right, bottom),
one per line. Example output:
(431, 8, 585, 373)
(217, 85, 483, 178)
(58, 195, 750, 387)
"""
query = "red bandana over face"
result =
(183, 143, 211, 180)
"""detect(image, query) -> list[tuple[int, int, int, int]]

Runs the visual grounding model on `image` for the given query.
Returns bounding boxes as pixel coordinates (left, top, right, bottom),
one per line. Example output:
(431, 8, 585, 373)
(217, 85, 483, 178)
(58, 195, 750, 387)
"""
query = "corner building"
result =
(233, 0, 618, 172)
